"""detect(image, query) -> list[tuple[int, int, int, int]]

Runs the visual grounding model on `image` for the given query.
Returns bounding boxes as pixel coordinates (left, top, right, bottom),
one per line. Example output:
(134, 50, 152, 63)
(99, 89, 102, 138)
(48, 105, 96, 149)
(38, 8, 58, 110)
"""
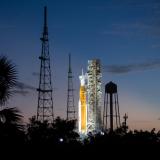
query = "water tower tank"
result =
(105, 81, 117, 94)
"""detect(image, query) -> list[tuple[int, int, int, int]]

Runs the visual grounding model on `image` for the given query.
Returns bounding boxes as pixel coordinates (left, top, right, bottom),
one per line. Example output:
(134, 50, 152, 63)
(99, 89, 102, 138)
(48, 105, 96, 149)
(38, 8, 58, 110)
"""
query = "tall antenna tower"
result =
(66, 54, 75, 120)
(37, 6, 54, 122)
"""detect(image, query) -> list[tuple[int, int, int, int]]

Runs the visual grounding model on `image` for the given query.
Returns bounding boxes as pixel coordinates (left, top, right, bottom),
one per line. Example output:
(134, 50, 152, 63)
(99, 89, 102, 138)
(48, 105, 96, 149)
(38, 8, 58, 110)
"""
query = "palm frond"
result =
(0, 107, 23, 123)
(0, 107, 23, 131)
(0, 56, 17, 105)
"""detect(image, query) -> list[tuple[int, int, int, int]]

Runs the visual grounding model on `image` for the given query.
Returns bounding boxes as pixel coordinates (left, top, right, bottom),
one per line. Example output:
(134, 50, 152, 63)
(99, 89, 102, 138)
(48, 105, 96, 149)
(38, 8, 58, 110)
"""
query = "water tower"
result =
(103, 81, 121, 131)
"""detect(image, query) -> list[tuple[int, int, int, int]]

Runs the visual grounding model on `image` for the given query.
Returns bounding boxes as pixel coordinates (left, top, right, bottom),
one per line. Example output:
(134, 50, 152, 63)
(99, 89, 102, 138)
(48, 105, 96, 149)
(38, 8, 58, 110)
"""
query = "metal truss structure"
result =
(67, 54, 75, 120)
(37, 6, 54, 122)
(87, 59, 102, 132)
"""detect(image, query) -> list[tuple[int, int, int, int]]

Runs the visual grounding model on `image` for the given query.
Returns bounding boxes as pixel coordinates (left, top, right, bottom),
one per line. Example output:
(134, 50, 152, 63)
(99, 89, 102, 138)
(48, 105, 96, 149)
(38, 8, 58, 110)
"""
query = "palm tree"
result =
(0, 107, 24, 139)
(0, 107, 23, 130)
(0, 56, 24, 145)
(0, 56, 17, 106)
(0, 107, 24, 146)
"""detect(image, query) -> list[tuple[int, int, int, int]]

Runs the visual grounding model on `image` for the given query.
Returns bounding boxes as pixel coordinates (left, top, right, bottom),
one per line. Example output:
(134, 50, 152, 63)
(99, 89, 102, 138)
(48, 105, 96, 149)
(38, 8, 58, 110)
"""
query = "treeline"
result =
(1, 109, 160, 147)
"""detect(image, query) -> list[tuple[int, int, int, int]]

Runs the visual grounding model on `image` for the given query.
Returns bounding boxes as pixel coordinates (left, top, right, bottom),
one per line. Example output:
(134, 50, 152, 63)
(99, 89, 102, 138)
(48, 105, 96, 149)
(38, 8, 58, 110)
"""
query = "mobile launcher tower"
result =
(78, 59, 102, 134)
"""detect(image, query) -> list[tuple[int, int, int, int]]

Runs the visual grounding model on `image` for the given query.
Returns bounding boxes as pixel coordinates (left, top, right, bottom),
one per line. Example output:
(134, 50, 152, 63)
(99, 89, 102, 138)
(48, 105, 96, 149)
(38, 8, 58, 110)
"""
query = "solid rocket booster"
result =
(78, 70, 87, 134)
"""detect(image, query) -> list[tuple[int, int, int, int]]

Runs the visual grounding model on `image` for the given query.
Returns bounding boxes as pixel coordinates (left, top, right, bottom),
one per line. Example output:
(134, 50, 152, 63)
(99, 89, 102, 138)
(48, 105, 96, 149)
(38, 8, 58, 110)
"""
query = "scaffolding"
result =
(87, 59, 102, 132)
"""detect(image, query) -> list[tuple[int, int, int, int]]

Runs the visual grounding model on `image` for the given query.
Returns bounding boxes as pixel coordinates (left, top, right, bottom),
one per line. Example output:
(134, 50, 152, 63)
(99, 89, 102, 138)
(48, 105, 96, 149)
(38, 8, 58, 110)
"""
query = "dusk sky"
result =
(1, 0, 160, 130)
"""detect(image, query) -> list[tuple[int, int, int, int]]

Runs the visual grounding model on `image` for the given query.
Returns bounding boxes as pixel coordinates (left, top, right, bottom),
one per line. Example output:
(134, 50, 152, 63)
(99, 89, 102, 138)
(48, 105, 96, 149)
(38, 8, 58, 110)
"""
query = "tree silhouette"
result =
(0, 56, 25, 147)
(0, 56, 17, 106)
(0, 107, 24, 146)
(0, 107, 23, 130)
(26, 116, 80, 151)
(53, 117, 79, 143)
(27, 116, 51, 145)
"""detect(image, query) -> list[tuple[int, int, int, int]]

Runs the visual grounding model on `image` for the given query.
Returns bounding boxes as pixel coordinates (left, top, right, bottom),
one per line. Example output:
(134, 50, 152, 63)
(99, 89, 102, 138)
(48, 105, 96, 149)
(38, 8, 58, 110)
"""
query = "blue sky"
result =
(1, 0, 160, 130)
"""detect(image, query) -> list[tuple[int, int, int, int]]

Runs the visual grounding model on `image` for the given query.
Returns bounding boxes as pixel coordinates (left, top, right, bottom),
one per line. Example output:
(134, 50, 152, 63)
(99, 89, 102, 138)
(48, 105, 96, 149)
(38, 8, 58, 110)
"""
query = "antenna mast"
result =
(37, 6, 54, 122)
(66, 53, 75, 120)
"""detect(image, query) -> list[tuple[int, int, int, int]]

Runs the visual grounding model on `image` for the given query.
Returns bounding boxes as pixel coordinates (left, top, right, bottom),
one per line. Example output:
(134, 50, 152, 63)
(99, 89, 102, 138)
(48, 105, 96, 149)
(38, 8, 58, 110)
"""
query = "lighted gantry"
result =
(87, 59, 102, 133)
(78, 59, 102, 134)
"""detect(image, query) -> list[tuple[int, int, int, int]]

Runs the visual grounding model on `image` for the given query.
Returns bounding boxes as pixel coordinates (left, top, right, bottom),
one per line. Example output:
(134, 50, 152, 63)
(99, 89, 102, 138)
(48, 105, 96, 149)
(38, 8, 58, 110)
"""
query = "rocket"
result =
(78, 69, 87, 134)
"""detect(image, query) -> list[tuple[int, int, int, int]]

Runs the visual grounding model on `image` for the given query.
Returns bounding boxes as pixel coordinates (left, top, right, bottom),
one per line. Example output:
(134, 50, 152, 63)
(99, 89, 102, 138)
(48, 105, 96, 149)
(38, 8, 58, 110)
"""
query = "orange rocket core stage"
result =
(79, 86, 87, 132)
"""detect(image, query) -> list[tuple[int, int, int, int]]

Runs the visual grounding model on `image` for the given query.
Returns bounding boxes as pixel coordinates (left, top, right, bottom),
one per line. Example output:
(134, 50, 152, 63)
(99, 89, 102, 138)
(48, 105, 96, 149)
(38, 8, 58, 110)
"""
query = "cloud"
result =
(89, 1, 160, 11)
(98, 0, 160, 38)
(103, 59, 160, 74)
(102, 21, 159, 37)
(16, 81, 58, 92)
(13, 82, 36, 96)
(32, 72, 40, 77)
(102, 30, 129, 36)
(151, 44, 160, 48)
(15, 82, 36, 91)
(14, 82, 59, 97)
(13, 90, 30, 96)
(101, 20, 160, 39)
(124, 0, 160, 9)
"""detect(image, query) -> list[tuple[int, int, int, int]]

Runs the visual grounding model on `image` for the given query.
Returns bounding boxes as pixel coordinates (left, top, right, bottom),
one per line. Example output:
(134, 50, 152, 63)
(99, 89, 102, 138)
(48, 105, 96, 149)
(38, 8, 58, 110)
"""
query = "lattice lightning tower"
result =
(37, 6, 54, 122)
(66, 54, 75, 120)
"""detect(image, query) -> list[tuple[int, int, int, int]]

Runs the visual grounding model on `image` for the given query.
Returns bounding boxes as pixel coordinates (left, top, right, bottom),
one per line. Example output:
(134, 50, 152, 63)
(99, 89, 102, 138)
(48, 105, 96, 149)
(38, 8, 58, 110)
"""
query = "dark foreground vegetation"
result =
(0, 109, 160, 153)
